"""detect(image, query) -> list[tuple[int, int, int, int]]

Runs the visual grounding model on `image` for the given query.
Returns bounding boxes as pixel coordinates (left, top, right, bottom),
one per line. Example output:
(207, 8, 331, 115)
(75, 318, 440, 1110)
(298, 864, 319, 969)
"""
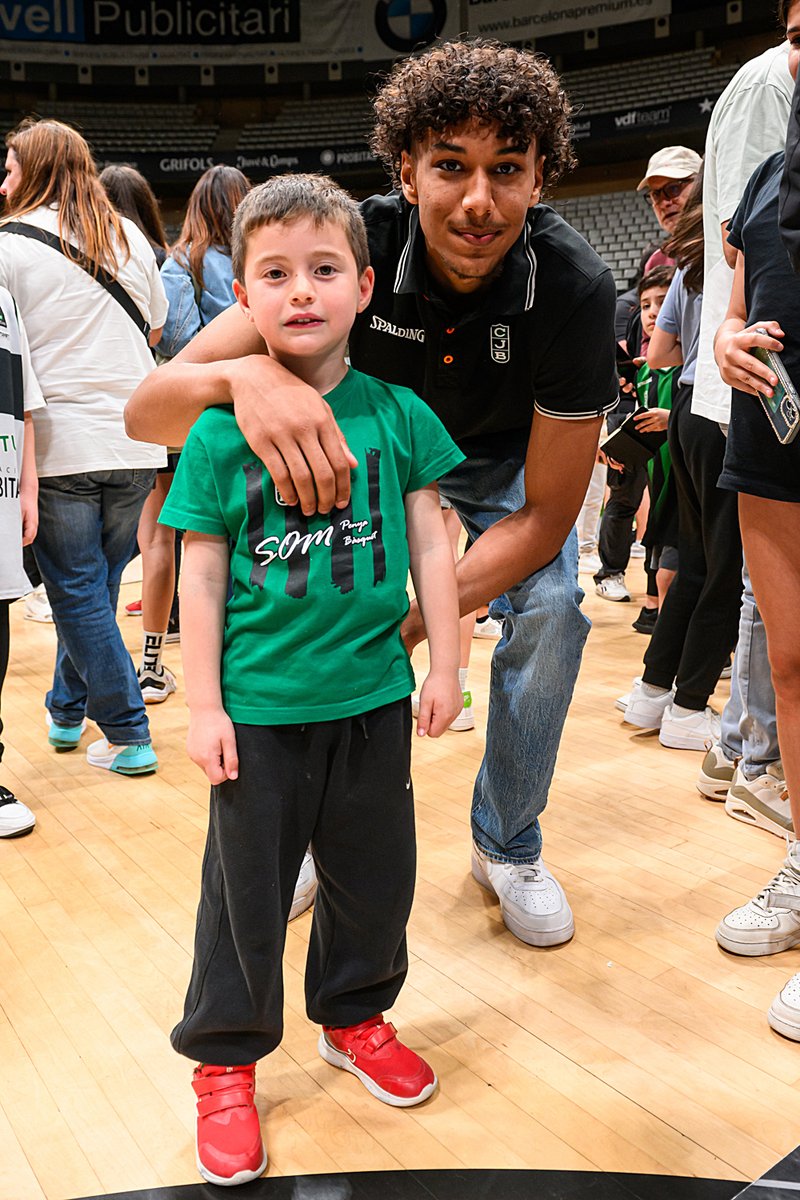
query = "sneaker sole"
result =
(48, 734, 81, 752)
(696, 771, 732, 802)
(196, 1145, 267, 1187)
(140, 686, 176, 704)
(448, 712, 475, 732)
(87, 753, 158, 776)
(768, 999, 800, 1042)
(470, 851, 575, 948)
(715, 922, 800, 957)
(724, 790, 793, 839)
(317, 1033, 437, 1107)
(0, 820, 36, 839)
(658, 726, 713, 751)
(289, 880, 317, 922)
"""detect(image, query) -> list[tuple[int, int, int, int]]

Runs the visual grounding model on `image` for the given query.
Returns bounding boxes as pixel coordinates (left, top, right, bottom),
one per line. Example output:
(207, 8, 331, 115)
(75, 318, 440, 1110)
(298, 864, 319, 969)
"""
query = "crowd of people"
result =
(0, 15, 799, 1189)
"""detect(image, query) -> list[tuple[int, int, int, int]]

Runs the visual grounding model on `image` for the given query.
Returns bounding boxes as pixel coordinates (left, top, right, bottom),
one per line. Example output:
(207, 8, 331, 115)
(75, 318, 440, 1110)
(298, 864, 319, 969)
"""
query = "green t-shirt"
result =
(159, 367, 464, 725)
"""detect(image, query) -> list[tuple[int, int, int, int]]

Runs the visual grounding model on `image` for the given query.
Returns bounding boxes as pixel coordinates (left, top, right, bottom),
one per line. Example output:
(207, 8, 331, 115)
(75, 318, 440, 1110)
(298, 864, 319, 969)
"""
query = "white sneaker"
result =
(623, 679, 673, 729)
(86, 737, 158, 776)
(595, 574, 631, 602)
(630, 540, 646, 559)
(578, 551, 602, 575)
(768, 972, 800, 1041)
(615, 676, 641, 713)
(289, 850, 317, 921)
(716, 843, 800, 956)
(725, 763, 791, 840)
(0, 786, 35, 838)
(411, 690, 475, 732)
(473, 616, 503, 640)
(24, 583, 53, 623)
(471, 841, 574, 946)
(137, 665, 177, 704)
(696, 742, 736, 801)
(658, 703, 720, 751)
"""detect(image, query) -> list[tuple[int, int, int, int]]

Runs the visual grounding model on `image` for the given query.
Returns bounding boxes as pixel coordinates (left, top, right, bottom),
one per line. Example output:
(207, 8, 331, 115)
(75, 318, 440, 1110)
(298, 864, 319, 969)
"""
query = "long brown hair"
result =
(99, 163, 168, 253)
(171, 164, 251, 287)
(664, 163, 704, 294)
(2, 117, 130, 277)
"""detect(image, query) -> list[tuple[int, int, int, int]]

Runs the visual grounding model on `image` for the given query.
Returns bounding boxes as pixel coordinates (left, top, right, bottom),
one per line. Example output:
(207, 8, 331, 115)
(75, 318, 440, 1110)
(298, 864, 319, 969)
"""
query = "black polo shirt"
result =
(348, 191, 619, 447)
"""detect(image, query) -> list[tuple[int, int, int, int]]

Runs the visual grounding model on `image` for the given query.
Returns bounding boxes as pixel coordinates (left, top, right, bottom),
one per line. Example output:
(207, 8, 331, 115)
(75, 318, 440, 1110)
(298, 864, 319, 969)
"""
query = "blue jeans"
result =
(721, 560, 779, 778)
(439, 437, 590, 863)
(33, 469, 155, 746)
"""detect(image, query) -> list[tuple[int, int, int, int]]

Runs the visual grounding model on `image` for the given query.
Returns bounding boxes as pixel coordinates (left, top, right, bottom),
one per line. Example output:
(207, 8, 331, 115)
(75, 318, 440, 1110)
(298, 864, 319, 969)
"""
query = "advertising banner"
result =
(467, 0, 672, 40)
(0, 0, 459, 62)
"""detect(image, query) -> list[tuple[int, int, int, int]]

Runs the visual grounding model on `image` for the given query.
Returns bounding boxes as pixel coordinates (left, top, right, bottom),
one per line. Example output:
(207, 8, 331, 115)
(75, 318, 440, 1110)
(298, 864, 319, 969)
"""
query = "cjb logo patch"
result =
(490, 323, 510, 364)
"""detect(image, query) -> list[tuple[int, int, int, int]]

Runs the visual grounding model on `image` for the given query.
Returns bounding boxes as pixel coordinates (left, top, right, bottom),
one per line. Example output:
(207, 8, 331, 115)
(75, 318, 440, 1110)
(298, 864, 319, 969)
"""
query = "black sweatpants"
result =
(171, 697, 416, 1066)
(595, 463, 648, 580)
(643, 384, 742, 710)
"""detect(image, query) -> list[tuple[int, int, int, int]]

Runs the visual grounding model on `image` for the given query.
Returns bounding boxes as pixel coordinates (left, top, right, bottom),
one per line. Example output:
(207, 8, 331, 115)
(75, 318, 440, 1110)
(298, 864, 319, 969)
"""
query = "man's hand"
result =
(20, 485, 38, 545)
(230, 355, 358, 516)
(414, 670, 463, 738)
(187, 707, 239, 785)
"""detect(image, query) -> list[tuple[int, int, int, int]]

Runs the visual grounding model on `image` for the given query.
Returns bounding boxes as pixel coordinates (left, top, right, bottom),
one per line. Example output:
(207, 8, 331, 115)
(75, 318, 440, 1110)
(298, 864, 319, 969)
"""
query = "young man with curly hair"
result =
(127, 39, 619, 948)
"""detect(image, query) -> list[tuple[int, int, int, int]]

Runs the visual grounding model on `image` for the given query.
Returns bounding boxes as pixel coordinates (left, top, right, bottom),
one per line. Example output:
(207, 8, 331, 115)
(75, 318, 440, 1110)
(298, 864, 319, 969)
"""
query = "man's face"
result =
(640, 285, 668, 338)
(233, 216, 373, 373)
(399, 121, 544, 295)
(643, 174, 694, 233)
(787, 0, 800, 79)
(1, 149, 21, 202)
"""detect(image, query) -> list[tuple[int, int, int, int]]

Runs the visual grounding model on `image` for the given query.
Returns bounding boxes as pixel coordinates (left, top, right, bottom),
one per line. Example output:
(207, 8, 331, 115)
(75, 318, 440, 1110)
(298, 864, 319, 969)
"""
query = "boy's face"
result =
(640, 285, 668, 338)
(399, 120, 544, 295)
(234, 216, 374, 368)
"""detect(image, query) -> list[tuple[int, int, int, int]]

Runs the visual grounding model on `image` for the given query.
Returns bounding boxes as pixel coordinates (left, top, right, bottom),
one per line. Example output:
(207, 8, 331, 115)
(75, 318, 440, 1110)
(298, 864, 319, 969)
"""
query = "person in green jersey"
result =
(158, 174, 464, 1187)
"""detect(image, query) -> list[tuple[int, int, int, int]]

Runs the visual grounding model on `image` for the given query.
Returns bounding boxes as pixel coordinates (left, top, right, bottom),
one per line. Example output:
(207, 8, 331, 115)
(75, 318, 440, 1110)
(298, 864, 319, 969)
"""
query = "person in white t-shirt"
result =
(0, 118, 168, 776)
(0, 287, 43, 837)
(693, 29, 794, 820)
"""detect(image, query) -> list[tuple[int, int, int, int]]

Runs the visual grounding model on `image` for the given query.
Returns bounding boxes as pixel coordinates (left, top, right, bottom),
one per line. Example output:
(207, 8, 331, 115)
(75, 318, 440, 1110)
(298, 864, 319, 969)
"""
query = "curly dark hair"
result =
(370, 39, 576, 196)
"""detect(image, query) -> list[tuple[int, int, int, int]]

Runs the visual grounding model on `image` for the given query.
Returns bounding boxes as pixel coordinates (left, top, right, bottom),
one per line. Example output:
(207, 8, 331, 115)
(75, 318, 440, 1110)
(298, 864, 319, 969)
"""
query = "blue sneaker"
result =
(46, 712, 87, 752)
(86, 737, 157, 775)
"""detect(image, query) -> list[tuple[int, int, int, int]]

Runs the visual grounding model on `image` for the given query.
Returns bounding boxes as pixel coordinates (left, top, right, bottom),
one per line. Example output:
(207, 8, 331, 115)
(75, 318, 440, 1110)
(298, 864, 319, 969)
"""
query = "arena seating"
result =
(561, 46, 739, 114)
(549, 188, 664, 290)
(238, 96, 372, 150)
(34, 100, 218, 155)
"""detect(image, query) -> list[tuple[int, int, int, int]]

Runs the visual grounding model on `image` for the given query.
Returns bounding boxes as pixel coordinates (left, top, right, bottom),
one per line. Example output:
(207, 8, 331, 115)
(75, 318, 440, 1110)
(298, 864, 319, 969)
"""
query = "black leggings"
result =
(171, 698, 416, 1065)
(643, 384, 742, 710)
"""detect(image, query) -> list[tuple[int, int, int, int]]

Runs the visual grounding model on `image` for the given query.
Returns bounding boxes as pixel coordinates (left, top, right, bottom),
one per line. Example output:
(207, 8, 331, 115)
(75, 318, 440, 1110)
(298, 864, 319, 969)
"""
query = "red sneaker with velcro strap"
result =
(318, 1014, 437, 1107)
(191, 1062, 267, 1186)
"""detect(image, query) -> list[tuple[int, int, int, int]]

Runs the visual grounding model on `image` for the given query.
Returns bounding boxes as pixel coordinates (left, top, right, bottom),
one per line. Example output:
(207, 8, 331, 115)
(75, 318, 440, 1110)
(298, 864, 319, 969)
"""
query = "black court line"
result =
(72, 1168, 743, 1200)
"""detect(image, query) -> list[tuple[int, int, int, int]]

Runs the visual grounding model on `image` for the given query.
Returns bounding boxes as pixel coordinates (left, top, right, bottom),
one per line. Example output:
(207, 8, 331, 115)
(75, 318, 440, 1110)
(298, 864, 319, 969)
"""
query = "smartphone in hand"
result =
(750, 330, 800, 444)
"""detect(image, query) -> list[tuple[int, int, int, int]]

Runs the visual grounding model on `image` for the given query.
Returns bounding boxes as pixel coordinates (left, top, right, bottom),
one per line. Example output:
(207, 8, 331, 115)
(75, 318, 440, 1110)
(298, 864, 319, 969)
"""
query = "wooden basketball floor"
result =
(0, 561, 796, 1199)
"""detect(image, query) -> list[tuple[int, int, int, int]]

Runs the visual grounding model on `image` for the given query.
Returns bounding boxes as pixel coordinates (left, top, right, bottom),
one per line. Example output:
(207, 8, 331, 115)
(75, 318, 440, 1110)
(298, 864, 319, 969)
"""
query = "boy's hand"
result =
(633, 407, 669, 433)
(187, 708, 239, 785)
(20, 488, 38, 545)
(415, 671, 463, 739)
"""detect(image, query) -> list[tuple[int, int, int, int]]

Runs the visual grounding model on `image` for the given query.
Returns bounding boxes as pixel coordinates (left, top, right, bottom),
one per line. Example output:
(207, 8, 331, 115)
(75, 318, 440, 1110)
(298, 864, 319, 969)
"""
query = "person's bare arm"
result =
(721, 220, 737, 269)
(405, 485, 462, 737)
(714, 249, 784, 397)
(403, 411, 602, 650)
(20, 413, 38, 546)
(181, 530, 239, 786)
(647, 325, 683, 370)
(126, 303, 356, 515)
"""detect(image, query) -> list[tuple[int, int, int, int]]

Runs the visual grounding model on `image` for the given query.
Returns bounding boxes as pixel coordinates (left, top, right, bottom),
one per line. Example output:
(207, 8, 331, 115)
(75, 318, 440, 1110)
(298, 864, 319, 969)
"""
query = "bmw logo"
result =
(374, 0, 447, 53)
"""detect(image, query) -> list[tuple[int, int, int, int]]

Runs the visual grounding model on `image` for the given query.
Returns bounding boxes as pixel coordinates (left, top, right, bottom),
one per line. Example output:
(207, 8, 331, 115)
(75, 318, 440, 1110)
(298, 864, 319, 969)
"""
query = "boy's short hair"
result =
(638, 264, 675, 298)
(231, 173, 369, 283)
(370, 38, 575, 195)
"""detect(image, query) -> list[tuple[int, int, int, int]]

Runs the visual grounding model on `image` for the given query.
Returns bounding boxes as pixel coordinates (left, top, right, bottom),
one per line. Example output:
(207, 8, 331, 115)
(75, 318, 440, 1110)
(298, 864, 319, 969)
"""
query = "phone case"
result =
(751, 332, 800, 445)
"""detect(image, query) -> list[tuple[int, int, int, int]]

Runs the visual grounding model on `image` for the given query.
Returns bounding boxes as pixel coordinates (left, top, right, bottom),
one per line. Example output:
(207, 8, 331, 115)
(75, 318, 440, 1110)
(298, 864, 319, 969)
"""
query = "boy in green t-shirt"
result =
(159, 175, 464, 1187)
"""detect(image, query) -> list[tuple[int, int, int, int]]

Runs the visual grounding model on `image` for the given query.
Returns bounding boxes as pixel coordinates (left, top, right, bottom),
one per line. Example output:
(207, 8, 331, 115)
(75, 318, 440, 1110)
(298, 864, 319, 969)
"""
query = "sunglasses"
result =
(642, 178, 694, 207)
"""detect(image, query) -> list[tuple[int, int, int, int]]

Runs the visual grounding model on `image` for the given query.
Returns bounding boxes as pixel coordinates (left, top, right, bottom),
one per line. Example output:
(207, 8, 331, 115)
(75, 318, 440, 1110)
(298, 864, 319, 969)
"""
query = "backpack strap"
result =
(2, 220, 151, 341)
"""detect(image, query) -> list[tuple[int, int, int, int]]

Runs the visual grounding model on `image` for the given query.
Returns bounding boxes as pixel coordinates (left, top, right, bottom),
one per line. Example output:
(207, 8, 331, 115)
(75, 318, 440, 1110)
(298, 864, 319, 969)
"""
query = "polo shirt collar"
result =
(392, 200, 538, 315)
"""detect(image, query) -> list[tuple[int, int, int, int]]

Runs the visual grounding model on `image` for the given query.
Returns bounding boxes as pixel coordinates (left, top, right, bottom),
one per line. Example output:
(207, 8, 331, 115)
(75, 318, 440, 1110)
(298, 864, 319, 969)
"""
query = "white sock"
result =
(641, 682, 669, 699)
(671, 703, 700, 719)
(142, 630, 166, 675)
(458, 668, 469, 692)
